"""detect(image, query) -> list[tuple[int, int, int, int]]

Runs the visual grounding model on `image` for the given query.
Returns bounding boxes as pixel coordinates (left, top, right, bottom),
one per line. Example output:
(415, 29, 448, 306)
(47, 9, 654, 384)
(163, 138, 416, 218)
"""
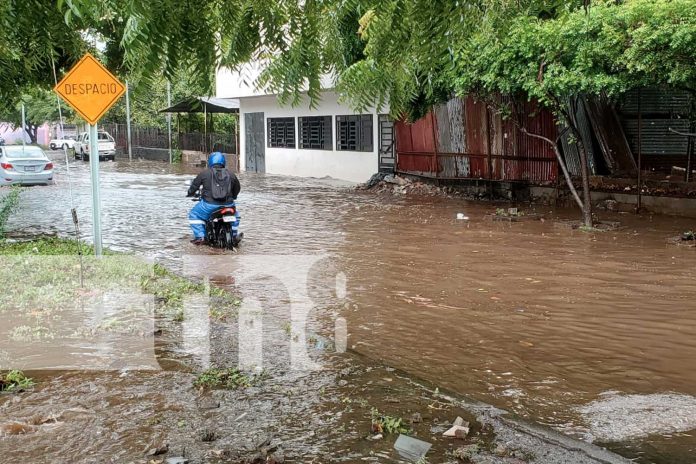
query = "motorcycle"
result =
(191, 193, 242, 250)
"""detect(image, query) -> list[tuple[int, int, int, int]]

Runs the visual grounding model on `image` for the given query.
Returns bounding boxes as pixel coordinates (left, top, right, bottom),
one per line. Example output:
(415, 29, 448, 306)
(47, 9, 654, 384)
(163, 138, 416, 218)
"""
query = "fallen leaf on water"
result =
(490, 296, 500, 301)
(519, 341, 534, 348)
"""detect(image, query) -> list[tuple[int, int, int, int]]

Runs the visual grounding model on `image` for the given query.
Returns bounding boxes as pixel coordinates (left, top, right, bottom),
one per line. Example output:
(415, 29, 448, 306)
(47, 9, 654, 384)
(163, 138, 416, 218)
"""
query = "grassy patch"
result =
(141, 264, 241, 321)
(194, 367, 263, 390)
(371, 408, 410, 435)
(579, 225, 606, 233)
(0, 237, 241, 328)
(0, 236, 98, 255)
(0, 186, 22, 240)
(0, 239, 147, 320)
(0, 370, 35, 392)
(495, 207, 525, 218)
(141, 264, 206, 311)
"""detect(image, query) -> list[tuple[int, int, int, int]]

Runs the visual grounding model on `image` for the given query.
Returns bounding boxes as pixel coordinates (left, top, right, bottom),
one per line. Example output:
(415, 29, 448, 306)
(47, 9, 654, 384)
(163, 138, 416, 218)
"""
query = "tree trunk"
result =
(497, 95, 593, 228)
(521, 129, 585, 212)
(24, 124, 38, 144)
(564, 103, 593, 227)
(577, 136, 593, 227)
(560, 96, 593, 228)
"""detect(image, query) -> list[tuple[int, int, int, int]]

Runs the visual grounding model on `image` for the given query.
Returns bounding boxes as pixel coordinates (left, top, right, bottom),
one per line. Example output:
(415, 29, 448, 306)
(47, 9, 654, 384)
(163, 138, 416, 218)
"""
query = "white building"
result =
(215, 64, 394, 183)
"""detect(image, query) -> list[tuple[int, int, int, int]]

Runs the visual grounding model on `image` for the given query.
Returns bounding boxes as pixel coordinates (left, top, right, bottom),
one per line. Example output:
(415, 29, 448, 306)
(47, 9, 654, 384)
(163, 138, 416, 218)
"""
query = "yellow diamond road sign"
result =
(54, 53, 126, 125)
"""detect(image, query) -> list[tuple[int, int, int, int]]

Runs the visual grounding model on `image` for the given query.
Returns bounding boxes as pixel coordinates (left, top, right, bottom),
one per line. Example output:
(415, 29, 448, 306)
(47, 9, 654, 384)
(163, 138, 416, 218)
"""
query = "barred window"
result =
(299, 116, 332, 150)
(267, 117, 296, 148)
(336, 114, 373, 152)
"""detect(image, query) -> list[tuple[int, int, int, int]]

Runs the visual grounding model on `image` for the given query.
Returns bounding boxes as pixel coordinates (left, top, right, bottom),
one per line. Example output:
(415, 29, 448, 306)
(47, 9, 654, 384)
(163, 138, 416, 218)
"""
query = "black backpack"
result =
(210, 167, 232, 201)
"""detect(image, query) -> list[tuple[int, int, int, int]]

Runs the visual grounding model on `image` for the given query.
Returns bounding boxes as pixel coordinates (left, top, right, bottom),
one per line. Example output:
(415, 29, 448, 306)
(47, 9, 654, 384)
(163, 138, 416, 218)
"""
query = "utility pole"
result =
(637, 89, 642, 212)
(167, 81, 172, 163)
(21, 103, 26, 147)
(126, 80, 133, 161)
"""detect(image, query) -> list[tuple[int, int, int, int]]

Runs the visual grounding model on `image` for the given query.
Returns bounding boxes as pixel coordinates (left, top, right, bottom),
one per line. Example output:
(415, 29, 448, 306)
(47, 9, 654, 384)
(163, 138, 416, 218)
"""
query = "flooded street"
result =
(341, 199, 696, 460)
(3, 154, 696, 463)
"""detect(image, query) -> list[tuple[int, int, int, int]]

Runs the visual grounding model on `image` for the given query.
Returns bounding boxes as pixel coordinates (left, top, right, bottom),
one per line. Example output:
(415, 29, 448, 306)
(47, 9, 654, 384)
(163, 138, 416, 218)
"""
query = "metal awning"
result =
(160, 97, 239, 114)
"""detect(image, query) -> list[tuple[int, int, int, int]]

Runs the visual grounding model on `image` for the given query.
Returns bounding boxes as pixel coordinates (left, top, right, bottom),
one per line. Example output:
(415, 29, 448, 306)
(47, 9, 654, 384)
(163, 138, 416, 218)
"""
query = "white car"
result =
(0, 145, 54, 186)
(74, 131, 116, 162)
(49, 136, 76, 150)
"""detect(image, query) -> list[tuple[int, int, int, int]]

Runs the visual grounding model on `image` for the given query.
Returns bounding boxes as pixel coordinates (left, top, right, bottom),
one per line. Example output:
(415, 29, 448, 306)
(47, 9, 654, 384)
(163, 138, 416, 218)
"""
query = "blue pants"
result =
(188, 200, 240, 239)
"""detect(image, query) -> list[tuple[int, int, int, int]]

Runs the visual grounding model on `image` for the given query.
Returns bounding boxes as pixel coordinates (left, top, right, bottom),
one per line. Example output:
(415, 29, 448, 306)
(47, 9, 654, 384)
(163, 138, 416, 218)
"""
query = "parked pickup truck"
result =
(74, 131, 116, 161)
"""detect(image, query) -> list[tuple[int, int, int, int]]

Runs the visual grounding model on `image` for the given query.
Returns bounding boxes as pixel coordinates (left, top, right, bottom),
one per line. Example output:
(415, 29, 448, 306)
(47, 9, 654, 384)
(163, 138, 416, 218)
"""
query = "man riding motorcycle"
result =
(187, 152, 241, 245)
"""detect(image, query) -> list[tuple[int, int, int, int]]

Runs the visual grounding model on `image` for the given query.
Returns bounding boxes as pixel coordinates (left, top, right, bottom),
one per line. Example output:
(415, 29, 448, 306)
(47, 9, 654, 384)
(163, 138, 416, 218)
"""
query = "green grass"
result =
(0, 370, 35, 392)
(141, 264, 241, 321)
(0, 236, 98, 255)
(495, 207, 524, 218)
(579, 225, 606, 233)
(194, 368, 257, 390)
(0, 186, 22, 240)
(0, 237, 242, 322)
(371, 408, 410, 435)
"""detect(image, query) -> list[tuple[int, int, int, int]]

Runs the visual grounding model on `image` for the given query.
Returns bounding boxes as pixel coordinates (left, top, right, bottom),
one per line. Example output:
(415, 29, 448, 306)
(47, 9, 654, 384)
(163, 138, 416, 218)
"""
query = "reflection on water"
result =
(4, 155, 696, 462)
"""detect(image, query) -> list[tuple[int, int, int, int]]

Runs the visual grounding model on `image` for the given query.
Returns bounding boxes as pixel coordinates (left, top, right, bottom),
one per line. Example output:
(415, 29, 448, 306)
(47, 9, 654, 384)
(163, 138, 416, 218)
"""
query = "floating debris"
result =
(579, 393, 696, 442)
(394, 434, 432, 462)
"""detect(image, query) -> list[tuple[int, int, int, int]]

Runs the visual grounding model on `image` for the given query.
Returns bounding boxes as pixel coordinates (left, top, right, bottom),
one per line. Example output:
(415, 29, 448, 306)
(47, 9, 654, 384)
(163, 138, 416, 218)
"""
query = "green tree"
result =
(0, 88, 76, 144)
(0, 0, 87, 112)
(9, 1, 692, 226)
(101, 70, 219, 133)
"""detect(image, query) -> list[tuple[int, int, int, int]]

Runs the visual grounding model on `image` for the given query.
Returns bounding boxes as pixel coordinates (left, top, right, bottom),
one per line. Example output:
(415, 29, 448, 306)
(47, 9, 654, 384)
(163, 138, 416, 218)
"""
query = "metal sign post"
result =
(54, 53, 126, 257)
(167, 81, 172, 163)
(21, 103, 26, 148)
(126, 80, 133, 161)
(89, 124, 103, 255)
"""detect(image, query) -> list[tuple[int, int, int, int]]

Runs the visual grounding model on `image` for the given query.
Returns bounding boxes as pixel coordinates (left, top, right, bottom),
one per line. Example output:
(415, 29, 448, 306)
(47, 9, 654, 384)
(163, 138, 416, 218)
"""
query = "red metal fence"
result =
(396, 96, 558, 183)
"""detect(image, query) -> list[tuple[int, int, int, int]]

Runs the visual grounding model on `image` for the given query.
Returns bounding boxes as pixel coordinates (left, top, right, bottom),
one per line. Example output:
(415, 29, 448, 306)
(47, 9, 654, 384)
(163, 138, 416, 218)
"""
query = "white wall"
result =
(216, 63, 336, 99)
(238, 91, 381, 183)
(0, 123, 51, 145)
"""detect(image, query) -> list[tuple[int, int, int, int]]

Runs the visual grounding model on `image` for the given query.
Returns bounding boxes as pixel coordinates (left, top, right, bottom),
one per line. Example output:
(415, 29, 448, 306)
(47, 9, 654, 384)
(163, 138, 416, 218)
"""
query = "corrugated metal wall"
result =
(396, 88, 694, 181)
(396, 96, 558, 183)
(617, 88, 694, 172)
(393, 112, 438, 176)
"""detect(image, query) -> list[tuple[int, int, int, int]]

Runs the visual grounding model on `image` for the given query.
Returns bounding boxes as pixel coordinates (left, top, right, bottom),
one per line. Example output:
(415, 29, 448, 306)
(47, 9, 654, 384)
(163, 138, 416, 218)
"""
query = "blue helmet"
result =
(208, 152, 226, 167)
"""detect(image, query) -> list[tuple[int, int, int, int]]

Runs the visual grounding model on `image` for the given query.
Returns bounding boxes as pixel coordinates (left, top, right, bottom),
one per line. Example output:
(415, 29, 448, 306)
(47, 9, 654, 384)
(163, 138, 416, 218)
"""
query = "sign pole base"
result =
(89, 124, 103, 256)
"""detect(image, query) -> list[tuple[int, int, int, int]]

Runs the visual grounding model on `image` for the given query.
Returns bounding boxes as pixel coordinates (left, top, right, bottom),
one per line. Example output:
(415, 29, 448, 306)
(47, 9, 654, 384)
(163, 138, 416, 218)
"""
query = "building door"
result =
(245, 112, 265, 173)
(378, 115, 395, 173)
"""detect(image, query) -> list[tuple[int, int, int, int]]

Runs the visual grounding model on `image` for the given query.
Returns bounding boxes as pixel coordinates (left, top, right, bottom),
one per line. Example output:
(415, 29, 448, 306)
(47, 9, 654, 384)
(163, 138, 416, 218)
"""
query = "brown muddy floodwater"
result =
(2, 155, 696, 463)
